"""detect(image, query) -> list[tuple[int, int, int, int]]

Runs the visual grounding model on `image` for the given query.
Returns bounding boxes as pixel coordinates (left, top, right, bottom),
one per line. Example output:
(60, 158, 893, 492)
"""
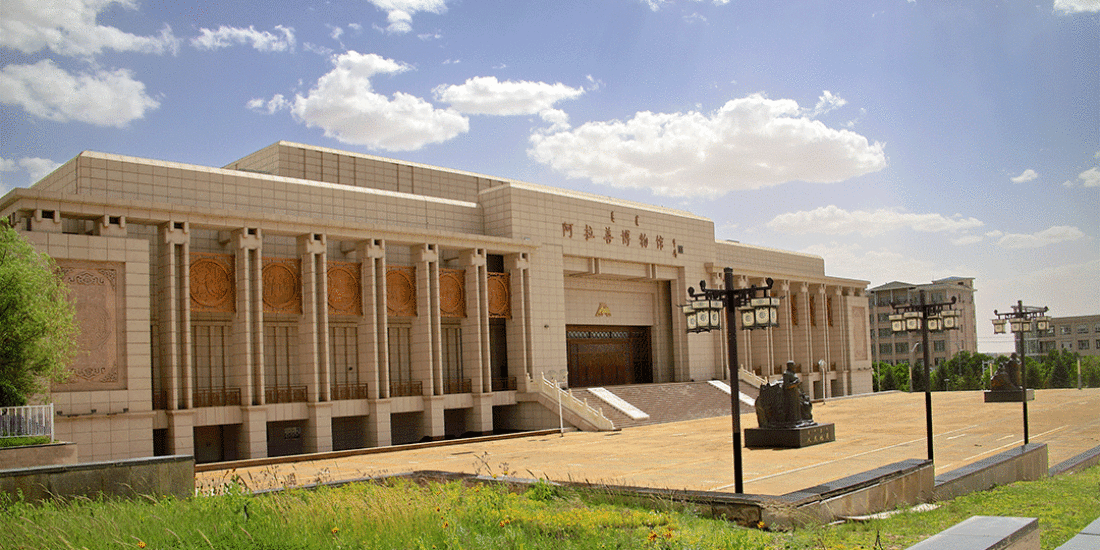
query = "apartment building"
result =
(867, 277, 978, 367)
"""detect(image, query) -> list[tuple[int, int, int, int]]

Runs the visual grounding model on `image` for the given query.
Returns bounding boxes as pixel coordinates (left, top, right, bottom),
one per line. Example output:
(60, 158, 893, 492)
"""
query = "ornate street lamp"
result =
(889, 289, 959, 462)
(991, 302, 1049, 444)
(684, 268, 777, 494)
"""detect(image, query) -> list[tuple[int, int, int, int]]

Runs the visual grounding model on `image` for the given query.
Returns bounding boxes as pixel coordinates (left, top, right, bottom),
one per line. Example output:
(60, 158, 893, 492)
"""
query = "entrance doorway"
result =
(566, 326, 652, 387)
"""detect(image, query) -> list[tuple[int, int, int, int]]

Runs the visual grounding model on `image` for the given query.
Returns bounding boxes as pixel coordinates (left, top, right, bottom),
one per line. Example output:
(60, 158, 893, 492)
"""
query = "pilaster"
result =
(298, 233, 329, 402)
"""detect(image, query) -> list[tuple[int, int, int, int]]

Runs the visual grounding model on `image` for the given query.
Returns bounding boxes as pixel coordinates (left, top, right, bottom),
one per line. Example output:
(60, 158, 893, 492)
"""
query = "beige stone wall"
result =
(17, 231, 155, 462)
(0, 142, 874, 463)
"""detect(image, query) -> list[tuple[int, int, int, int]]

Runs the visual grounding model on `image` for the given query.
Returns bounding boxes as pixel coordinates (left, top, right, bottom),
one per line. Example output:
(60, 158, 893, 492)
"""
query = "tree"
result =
(0, 220, 77, 406)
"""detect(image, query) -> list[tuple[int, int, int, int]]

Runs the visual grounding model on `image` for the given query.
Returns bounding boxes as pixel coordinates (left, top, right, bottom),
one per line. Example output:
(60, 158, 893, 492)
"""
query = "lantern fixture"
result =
(887, 289, 959, 462)
(685, 270, 778, 494)
(991, 301, 1050, 446)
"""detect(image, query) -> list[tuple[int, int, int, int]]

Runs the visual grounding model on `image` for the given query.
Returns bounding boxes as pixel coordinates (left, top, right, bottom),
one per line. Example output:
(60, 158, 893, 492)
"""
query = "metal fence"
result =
(0, 404, 54, 440)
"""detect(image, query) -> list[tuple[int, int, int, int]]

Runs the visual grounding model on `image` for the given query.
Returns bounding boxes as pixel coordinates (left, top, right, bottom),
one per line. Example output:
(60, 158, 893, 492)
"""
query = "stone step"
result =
(577, 381, 756, 429)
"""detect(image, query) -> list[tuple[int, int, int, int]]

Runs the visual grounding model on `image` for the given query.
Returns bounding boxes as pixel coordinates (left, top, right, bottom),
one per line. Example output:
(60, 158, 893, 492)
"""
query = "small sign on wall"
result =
(595, 303, 612, 317)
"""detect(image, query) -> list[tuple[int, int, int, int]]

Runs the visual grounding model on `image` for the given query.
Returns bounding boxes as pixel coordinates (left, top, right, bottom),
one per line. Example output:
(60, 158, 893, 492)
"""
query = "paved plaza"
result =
(197, 388, 1100, 496)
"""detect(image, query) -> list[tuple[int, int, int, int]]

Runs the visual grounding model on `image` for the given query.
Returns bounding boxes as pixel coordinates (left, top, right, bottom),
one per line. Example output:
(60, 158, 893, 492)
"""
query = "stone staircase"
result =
(575, 381, 759, 430)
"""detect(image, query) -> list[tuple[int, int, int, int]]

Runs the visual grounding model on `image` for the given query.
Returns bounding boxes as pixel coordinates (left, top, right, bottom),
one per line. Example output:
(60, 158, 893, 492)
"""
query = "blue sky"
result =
(2, 0, 1097, 352)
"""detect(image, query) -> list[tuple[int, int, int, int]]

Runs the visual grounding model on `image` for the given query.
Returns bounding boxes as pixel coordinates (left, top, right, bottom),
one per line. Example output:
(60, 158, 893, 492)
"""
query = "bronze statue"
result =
(755, 361, 815, 429)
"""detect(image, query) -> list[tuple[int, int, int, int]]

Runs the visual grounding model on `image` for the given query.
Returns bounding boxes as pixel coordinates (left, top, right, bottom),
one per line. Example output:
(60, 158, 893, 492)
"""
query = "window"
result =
(1060, 325, 1072, 335)
(1096, 339, 1100, 349)
(1094, 323, 1100, 333)
(264, 323, 303, 403)
(878, 328, 892, 338)
(878, 313, 891, 323)
(192, 322, 235, 407)
(387, 326, 412, 393)
(879, 343, 892, 355)
(330, 325, 364, 400)
(933, 340, 946, 352)
(1078, 325, 1089, 334)
(442, 326, 468, 394)
(1079, 340, 1090, 350)
(895, 342, 909, 353)
(1061, 341, 1073, 350)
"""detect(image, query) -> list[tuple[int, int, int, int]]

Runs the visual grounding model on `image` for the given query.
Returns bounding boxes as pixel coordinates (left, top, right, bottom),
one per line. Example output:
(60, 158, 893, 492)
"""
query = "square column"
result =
(422, 395, 445, 440)
(366, 398, 392, 447)
(305, 402, 333, 454)
(298, 233, 329, 402)
(166, 409, 195, 456)
(358, 240, 387, 399)
(158, 221, 191, 410)
(231, 228, 263, 406)
(461, 249, 489, 393)
(239, 406, 268, 459)
(413, 244, 441, 396)
(505, 253, 531, 391)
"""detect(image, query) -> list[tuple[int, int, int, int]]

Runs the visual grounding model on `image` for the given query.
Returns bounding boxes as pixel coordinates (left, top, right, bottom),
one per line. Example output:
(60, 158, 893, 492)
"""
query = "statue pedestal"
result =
(745, 422, 835, 448)
(984, 389, 1034, 403)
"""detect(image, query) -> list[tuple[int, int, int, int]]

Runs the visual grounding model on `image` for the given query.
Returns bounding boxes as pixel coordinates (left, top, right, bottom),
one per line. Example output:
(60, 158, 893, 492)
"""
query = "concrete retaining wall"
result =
(0, 442, 78, 469)
(779, 459, 934, 524)
(934, 443, 1048, 502)
(0, 455, 193, 501)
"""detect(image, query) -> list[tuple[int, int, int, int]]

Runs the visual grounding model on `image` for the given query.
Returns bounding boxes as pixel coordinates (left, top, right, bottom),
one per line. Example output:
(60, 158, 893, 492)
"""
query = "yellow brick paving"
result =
(196, 389, 1100, 496)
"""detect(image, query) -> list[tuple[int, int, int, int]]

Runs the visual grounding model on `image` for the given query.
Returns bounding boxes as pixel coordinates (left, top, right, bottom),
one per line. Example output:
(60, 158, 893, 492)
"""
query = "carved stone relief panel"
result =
(55, 261, 126, 391)
(262, 258, 302, 314)
(439, 268, 466, 318)
(327, 261, 362, 316)
(487, 272, 511, 319)
(190, 253, 235, 313)
(852, 306, 868, 361)
(386, 265, 417, 317)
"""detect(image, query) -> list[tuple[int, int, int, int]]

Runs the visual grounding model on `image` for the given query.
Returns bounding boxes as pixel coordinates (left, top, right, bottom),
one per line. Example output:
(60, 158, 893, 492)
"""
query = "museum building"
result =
(1, 141, 872, 464)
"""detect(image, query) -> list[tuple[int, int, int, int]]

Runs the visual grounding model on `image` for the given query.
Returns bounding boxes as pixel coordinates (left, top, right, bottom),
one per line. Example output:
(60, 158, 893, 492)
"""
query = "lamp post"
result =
(992, 302, 1050, 444)
(888, 289, 960, 462)
(683, 267, 778, 494)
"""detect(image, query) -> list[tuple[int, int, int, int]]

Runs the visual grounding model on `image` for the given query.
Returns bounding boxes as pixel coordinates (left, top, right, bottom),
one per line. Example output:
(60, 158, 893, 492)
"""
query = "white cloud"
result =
(528, 93, 886, 197)
(1063, 166, 1099, 188)
(765, 205, 984, 236)
(0, 0, 179, 57)
(246, 94, 291, 115)
(1009, 168, 1038, 183)
(0, 60, 159, 127)
(434, 76, 585, 115)
(640, 0, 731, 11)
(949, 235, 983, 246)
(367, 0, 447, 34)
(995, 226, 1086, 249)
(797, 242, 944, 286)
(191, 25, 295, 52)
(538, 109, 571, 132)
(18, 157, 64, 182)
(1054, 0, 1100, 14)
(0, 156, 62, 193)
(274, 51, 467, 151)
(809, 90, 847, 117)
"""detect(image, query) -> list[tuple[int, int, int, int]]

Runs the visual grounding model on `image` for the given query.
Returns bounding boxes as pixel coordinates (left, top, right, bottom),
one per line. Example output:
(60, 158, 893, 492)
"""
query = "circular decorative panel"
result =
(263, 261, 301, 313)
(386, 266, 416, 317)
(327, 263, 361, 316)
(190, 257, 233, 310)
(439, 270, 465, 318)
(487, 274, 511, 318)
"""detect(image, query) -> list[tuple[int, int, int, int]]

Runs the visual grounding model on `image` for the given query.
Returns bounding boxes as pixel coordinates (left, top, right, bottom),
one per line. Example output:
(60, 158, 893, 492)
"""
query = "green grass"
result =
(1, 466, 1097, 549)
(0, 436, 51, 448)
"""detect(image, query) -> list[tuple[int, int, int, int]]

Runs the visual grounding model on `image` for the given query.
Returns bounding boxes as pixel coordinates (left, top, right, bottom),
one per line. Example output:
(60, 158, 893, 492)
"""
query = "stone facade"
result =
(1, 141, 871, 464)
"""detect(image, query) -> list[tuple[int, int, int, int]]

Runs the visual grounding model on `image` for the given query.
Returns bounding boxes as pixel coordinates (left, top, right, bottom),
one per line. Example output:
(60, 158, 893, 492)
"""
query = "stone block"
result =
(745, 422, 835, 448)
